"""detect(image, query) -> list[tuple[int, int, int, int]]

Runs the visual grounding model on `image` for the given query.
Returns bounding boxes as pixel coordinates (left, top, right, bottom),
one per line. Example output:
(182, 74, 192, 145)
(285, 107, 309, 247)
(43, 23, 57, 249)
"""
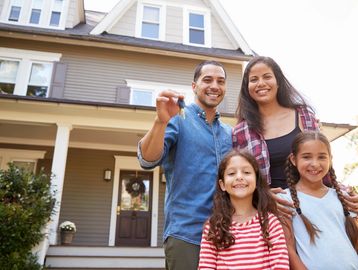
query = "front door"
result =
(115, 170, 152, 246)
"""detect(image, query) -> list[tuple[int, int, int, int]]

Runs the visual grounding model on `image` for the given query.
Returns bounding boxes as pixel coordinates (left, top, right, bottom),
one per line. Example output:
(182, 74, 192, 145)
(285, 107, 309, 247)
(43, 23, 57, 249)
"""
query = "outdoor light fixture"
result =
(103, 169, 112, 181)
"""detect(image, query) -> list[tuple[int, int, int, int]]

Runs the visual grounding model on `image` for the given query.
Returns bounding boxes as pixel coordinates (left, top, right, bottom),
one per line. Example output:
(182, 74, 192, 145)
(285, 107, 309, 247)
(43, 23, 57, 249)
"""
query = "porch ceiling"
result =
(0, 121, 143, 151)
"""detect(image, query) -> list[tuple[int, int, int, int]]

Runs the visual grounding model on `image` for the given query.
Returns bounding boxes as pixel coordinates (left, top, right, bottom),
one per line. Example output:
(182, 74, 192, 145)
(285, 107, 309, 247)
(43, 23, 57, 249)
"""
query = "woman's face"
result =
(247, 62, 278, 106)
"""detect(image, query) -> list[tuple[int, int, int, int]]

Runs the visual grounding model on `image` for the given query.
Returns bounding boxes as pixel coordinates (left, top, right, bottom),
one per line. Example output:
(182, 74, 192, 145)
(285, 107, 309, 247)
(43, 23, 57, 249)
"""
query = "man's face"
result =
(192, 64, 226, 110)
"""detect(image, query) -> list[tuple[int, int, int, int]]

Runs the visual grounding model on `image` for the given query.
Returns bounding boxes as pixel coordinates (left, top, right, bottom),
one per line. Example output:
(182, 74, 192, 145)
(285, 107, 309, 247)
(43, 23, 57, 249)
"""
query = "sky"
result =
(84, 0, 358, 182)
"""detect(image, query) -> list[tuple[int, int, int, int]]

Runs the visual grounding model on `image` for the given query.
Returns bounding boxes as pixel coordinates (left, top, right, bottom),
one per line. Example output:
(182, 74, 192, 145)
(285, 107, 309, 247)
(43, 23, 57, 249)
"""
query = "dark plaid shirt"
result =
(232, 106, 319, 184)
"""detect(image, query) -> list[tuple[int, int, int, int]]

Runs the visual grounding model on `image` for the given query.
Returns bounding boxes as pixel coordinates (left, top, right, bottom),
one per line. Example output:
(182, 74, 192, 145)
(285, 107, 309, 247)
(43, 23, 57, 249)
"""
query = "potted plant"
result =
(59, 221, 76, 245)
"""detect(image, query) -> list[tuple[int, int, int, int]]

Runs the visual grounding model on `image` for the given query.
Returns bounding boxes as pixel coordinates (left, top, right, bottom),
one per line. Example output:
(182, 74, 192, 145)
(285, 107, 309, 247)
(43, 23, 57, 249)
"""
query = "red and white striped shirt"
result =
(198, 213, 289, 270)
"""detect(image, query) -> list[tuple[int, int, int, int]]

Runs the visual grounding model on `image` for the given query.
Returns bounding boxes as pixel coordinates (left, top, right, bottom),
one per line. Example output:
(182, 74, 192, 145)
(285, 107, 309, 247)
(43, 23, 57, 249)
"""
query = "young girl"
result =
(198, 150, 289, 269)
(282, 131, 358, 269)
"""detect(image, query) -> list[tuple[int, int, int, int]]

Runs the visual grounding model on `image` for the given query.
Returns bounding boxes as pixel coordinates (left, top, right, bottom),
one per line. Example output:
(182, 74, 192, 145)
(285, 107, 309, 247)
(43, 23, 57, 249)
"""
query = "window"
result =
(29, 9, 41, 24)
(29, 0, 43, 24)
(189, 13, 204, 45)
(27, 62, 52, 97)
(132, 89, 153, 106)
(136, 2, 165, 40)
(141, 6, 160, 39)
(0, 148, 46, 172)
(0, 48, 61, 97)
(8, 5, 21, 21)
(127, 79, 194, 107)
(0, 59, 19, 94)
(49, 0, 63, 27)
(50, 11, 61, 26)
(184, 9, 211, 47)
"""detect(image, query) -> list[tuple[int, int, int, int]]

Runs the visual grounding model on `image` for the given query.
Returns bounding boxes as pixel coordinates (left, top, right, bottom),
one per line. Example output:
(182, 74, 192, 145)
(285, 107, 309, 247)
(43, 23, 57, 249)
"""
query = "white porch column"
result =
(49, 122, 73, 244)
(37, 123, 72, 265)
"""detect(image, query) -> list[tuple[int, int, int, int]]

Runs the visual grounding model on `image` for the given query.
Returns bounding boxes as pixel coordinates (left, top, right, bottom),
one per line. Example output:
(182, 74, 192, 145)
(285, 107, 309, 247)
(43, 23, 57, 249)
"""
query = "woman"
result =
(233, 56, 358, 214)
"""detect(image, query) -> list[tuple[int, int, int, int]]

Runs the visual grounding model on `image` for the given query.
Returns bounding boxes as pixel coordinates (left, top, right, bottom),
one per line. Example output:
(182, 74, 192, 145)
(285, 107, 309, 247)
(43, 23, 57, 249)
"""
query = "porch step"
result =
(45, 246, 165, 269)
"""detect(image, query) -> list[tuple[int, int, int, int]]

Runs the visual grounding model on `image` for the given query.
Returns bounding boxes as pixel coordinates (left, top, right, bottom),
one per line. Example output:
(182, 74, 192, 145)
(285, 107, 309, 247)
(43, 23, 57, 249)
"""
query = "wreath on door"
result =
(125, 178, 146, 197)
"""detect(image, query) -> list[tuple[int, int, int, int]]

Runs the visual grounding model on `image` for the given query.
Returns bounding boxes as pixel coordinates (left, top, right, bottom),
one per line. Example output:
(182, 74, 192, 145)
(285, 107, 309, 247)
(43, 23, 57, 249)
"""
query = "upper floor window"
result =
(184, 8, 211, 47)
(127, 79, 194, 107)
(0, 0, 67, 29)
(136, 2, 165, 40)
(9, 6, 21, 21)
(49, 0, 63, 27)
(0, 48, 61, 97)
(29, 0, 43, 24)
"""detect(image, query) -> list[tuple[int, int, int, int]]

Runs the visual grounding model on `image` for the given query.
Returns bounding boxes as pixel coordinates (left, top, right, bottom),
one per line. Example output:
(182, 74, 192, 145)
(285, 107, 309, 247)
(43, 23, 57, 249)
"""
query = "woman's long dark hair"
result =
(206, 149, 280, 249)
(235, 56, 313, 133)
(286, 131, 358, 251)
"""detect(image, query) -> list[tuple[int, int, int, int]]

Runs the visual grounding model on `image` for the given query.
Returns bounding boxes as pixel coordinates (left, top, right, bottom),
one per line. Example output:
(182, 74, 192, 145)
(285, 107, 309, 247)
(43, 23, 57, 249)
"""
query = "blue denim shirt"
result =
(138, 103, 232, 245)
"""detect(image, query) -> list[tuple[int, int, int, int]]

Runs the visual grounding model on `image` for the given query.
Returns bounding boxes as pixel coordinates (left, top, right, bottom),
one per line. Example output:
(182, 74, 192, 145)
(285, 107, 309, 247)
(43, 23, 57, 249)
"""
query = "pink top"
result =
(198, 213, 289, 270)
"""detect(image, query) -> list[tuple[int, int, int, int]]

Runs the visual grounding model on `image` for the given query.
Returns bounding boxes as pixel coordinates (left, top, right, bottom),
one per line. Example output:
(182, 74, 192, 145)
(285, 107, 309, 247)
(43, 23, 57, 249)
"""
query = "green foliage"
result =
(0, 163, 56, 269)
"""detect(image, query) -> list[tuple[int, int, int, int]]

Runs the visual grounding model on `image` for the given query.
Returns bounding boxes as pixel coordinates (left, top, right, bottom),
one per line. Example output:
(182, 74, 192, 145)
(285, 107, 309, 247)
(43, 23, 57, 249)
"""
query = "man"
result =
(137, 60, 232, 270)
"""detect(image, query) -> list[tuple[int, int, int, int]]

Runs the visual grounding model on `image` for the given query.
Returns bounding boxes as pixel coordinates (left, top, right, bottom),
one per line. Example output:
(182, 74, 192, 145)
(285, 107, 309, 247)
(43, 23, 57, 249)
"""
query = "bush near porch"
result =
(0, 164, 56, 269)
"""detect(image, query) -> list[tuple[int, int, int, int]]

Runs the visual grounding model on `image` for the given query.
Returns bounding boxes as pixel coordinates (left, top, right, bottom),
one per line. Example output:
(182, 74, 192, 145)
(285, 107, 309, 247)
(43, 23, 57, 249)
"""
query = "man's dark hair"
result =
(193, 60, 226, 82)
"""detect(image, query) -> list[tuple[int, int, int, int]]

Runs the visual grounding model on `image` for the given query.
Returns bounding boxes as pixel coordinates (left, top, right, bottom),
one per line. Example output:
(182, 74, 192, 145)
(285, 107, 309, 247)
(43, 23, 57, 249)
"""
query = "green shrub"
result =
(0, 163, 56, 269)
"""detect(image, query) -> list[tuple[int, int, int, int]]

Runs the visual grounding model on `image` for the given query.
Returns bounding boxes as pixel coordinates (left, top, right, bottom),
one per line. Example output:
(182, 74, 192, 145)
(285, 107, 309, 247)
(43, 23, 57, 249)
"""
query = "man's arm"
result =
(140, 90, 184, 162)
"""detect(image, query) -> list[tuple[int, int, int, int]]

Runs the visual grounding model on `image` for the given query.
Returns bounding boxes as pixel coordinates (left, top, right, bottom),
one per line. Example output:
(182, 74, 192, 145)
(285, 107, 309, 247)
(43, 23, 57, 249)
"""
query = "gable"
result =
(91, 0, 252, 55)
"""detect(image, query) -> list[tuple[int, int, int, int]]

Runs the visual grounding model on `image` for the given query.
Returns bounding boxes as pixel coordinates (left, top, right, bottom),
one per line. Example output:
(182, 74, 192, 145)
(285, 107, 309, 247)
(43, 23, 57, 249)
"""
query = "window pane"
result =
(30, 9, 41, 24)
(190, 29, 205, 44)
(0, 83, 15, 94)
(141, 22, 159, 39)
(29, 63, 52, 86)
(26, 85, 48, 97)
(50, 11, 61, 26)
(132, 90, 153, 106)
(0, 60, 19, 83)
(9, 6, 21, 21)
(143, 6, 159, 22)
(121, 178, 150, 211)
(189, 13, 204, 28)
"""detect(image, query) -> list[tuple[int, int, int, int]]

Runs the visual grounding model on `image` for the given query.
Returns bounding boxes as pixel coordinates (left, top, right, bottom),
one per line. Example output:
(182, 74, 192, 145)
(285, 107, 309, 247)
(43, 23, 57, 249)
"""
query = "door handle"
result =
(116, 206, 121, 215)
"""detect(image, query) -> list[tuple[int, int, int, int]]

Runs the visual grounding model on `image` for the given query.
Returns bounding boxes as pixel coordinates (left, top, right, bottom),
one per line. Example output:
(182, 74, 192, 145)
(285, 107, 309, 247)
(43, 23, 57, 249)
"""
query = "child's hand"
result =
(343, 186, 358, 214)
(270, 187, 295, 218)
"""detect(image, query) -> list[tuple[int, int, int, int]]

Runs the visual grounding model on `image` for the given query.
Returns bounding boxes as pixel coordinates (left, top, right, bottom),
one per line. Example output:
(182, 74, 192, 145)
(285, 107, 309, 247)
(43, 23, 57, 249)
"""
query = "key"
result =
(178, 99, 185, 119)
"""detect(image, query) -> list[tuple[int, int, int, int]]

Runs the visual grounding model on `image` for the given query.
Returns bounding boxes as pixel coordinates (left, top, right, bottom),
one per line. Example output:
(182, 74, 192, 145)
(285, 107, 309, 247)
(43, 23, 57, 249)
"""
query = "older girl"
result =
(282, 131, 358, 269)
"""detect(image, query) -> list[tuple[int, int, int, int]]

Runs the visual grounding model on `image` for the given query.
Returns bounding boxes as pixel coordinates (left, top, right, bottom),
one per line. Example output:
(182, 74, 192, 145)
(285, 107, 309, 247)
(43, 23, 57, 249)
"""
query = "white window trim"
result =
(0, 148, 46, 172)
(135, 0, 166, 41)
(0, 47, 62, 97)
(183, 6, 212, 48)
(0, 0, 69, 30)
(126, 79, 194, 106)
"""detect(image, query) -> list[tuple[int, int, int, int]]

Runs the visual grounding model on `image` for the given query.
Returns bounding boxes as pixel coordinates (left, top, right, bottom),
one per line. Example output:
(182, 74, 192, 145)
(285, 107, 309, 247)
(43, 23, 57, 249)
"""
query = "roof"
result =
(0, 9, 251, 61)
(90, 0, 253, 55)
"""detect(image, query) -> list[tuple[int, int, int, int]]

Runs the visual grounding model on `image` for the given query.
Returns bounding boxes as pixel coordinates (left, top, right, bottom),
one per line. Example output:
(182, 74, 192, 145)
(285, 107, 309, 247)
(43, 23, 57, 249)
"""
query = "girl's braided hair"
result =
(285, 131, 358, 250)
(206, 149, 280, 250)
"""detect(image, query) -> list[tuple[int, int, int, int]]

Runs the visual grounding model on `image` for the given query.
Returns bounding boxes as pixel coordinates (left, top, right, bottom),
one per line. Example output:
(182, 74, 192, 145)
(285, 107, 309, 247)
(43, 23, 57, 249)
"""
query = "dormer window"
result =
(142, 6, 159, 39)
(49, 0, 63, 27)
(29, 0, 43, 25)
(189, 13, 204, 44)
(184, 8, 211, 47)
(8, 0, 22, 22)
(136, 2, 165, 40)
(0, 0, 67, 29)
